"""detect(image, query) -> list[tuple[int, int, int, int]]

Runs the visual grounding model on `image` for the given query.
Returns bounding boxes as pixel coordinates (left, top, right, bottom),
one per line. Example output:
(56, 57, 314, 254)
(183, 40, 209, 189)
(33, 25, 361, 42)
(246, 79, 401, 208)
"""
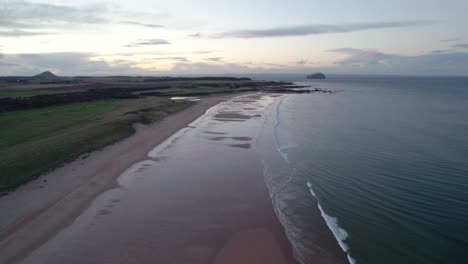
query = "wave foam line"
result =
(307, 181, 357, 264)
(267, 96, 307, 263)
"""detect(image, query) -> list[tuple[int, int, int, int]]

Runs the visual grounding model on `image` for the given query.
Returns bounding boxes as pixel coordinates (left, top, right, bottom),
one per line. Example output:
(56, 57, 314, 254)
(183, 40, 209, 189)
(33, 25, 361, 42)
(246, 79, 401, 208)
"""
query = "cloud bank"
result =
(120, 21, 165, 28)
(0, 1, 166, 37)
(2, 49, 468, 76)
(454, 43, 468, 49)
(205, 57, 223, 62)
(0, 1, 108, 28)
(147, 57, 189, 62)
(0, 52, 153, 76)
(0, 29, 57, 37)
(124, 39, 171, 47)
(194, 21, 435, 39)
(328, 48, 468, 75)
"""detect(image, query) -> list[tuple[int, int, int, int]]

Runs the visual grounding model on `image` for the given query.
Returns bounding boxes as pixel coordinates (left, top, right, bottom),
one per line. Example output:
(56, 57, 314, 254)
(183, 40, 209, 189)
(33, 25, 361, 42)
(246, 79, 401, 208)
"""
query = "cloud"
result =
(296, 59, 308, 65)
(454, 43, 468, 48)
(124, 39, 171, 47)
(0, 52, 256, 76)
(3, 49, 468, 77)
(329, 48, 380, 55)
(441, 38, 460, 42)
(0, 52, 154, 76)
(148, 57, 189, 62)
(120, 21, 164, 28)
(188, 33, 201, 38)
(0, 1, 167, 37)
(0, 29, 57, 37)
(205, 57, 223, 62)
(192, 50, 214, 54)
(170, 62, 252, 74)
(328, 48, 468, 75)
(296, 59, 316, 65)
(0, 1, 108, 29)
(201, 21, 435, 39)
(431, 49, 456, 54)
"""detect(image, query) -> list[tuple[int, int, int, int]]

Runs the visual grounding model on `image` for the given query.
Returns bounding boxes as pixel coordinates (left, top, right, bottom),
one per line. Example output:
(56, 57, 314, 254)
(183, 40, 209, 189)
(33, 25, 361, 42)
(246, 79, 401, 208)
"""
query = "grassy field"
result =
(0, 90, 72, 98)
(0, 98, 192, 191)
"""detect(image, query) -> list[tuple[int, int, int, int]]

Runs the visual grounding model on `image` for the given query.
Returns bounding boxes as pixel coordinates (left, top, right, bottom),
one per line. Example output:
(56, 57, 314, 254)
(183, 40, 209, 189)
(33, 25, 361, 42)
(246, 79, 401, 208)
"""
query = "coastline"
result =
(0, 93, 298, 264)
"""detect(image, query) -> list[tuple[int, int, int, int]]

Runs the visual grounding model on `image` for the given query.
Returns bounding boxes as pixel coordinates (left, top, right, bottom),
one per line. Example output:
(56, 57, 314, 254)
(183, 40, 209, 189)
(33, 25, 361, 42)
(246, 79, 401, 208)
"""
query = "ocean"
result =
(253, 74, 468, 264)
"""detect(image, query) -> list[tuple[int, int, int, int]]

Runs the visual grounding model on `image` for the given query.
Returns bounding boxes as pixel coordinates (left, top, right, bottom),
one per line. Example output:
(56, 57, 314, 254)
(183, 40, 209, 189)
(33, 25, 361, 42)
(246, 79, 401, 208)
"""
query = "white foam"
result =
(317, 203, 349, 251)
(306, 181, 316, 197)
(347, 255, 357, 264)
(307, 182, 357, 263)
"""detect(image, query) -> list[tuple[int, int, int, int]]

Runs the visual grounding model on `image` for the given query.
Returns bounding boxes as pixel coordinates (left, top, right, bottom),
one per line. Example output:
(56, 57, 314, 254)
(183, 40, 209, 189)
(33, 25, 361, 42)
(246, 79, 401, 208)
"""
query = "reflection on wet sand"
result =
(230, 143, 252, 149)
(209, 136, 252, 141)
(204, 131, 229, 135)
(214, 112, 253, 119)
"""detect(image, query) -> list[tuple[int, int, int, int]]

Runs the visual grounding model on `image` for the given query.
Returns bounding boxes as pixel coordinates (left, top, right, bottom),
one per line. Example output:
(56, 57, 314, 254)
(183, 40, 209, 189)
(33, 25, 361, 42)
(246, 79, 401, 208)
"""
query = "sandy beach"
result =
(0, 93, 297, 264)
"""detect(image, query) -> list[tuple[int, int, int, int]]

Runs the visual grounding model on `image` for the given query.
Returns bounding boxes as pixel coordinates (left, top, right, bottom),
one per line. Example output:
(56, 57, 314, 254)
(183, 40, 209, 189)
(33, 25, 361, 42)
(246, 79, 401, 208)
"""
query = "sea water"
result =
(255, 75, 468, 264)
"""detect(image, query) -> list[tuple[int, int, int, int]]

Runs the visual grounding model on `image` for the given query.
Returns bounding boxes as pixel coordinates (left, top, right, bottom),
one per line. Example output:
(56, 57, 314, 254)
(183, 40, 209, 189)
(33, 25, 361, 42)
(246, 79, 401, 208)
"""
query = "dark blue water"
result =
(256, 75, 468, 264)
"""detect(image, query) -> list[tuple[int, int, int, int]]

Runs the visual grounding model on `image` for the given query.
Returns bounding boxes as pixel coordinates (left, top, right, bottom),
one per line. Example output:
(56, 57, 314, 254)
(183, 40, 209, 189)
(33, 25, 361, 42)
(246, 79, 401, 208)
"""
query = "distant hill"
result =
(33, 71, 58, 79)
(306, 72, 326, 79)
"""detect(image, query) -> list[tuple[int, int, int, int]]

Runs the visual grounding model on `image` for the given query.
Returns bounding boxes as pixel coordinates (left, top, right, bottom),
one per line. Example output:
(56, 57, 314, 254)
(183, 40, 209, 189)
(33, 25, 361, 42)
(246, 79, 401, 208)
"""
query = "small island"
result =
(307, 72, 326, 79)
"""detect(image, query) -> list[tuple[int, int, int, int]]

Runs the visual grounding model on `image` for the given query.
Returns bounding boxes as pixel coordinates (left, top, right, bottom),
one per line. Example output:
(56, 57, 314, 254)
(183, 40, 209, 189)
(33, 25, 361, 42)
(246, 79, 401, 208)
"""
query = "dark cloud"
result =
(454, 43, 468, 48)
(205, 57, 223, 62)
(120, 21, 165, 28)
(124, 39, 171, 47)
(203, 21, 435, 39)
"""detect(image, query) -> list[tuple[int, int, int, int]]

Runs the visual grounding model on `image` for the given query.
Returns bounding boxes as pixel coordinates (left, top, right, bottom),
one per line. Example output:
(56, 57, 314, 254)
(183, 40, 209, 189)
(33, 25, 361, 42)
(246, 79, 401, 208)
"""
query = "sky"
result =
(1, 0, 468, 76)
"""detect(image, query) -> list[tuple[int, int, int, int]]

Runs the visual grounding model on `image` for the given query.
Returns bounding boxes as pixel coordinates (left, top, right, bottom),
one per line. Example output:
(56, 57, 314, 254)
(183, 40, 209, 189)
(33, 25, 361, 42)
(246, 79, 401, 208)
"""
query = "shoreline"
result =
(0, 93, 298, 264)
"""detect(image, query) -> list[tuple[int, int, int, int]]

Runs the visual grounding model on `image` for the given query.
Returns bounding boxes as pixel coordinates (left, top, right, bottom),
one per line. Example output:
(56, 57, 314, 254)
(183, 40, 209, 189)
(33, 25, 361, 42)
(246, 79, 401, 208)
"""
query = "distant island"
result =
(307, 73, 326, 79)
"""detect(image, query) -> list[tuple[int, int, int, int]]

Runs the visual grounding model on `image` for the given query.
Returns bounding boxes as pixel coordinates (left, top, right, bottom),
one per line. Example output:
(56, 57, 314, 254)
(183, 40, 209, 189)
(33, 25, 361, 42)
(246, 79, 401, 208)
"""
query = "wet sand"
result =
(0, 94, 297, 264)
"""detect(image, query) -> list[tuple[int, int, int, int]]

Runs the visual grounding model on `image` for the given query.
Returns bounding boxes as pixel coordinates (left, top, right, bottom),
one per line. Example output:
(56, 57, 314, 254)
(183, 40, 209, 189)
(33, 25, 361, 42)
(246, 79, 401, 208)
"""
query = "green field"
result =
(0, 90, 71, 98)
(0, 98, 192, 190)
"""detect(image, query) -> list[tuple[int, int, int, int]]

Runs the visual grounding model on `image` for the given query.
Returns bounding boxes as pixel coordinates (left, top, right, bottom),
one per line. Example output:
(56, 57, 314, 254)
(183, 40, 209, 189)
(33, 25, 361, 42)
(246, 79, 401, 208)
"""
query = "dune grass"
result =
(0, 98, 192, 191)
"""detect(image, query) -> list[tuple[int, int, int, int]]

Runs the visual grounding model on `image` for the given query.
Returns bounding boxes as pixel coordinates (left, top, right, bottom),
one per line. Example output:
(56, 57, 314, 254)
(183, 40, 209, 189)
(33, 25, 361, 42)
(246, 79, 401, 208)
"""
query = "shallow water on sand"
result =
(20, 94, 300, 264)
